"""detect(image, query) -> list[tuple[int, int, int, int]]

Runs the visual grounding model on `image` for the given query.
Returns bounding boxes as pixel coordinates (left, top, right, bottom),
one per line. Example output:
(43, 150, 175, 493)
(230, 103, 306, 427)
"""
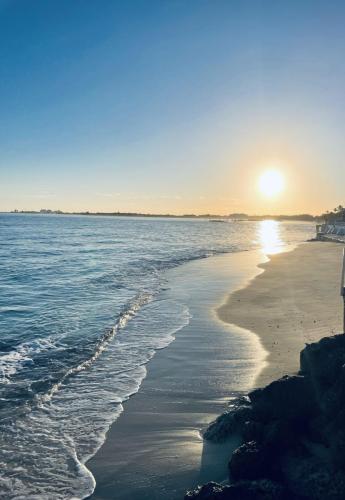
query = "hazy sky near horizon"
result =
(1, 0, 345, 214)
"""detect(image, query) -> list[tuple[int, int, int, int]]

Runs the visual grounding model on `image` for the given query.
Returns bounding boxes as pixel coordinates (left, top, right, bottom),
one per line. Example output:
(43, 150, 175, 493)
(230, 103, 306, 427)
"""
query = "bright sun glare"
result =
(258, 170, 285, 198)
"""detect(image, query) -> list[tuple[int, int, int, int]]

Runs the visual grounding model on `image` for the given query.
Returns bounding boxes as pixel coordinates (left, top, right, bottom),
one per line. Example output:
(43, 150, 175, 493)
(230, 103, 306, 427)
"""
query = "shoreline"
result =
(87, 249, 269, 499)
(189, 241, 345, 500)
(86, 240, 342, 499)
(217, 241, 343, 388)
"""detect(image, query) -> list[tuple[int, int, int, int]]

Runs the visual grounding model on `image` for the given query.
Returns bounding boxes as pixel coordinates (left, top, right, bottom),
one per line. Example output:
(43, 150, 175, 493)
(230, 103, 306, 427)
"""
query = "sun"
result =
(258, 170, 285, 198)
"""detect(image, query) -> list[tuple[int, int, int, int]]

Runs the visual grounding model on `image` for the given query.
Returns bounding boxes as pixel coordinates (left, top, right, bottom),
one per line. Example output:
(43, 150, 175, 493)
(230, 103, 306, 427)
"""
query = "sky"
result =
(1, 0, 345, 215)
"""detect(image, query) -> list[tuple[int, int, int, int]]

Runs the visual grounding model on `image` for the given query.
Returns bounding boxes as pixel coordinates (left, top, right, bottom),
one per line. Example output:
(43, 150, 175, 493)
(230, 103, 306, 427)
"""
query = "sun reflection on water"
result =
(257, 220, 283, 255)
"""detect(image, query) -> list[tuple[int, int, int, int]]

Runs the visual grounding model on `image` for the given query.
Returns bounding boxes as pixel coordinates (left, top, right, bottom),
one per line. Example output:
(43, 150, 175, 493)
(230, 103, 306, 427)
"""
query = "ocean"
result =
(0, 214, 314, 499)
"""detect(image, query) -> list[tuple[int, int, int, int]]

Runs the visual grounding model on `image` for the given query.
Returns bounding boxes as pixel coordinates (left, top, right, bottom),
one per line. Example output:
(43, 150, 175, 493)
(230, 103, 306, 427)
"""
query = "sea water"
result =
(0, 214, 314, 498)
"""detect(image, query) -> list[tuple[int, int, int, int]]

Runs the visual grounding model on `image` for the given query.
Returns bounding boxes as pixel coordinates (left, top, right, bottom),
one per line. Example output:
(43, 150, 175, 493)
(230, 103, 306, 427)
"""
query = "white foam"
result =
(0, 296, 191, 499)
(0, 336, 64, 383)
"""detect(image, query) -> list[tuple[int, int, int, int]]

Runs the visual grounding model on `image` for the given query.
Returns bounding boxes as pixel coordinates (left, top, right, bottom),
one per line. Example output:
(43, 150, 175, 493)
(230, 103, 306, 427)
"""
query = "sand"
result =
(218, 241, 344, 387)
(88, 241, 344, 499)
(87, 250, 267, 499)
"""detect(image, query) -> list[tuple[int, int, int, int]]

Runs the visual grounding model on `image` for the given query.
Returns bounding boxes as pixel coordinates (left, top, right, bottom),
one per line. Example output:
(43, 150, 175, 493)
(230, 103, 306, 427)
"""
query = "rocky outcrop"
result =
(185, 479, 289, 500)
(248, 375, 317, 421)
(185, 334, 345, 500)
(203, 397, 252, 443)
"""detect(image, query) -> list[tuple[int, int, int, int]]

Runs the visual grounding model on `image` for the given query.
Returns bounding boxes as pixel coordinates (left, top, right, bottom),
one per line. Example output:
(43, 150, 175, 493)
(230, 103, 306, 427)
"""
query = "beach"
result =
(0, 216, 313, 498)
(88, 249, 268, 499)
(88, 240, 344, 499)
(218, 241, 344, 387)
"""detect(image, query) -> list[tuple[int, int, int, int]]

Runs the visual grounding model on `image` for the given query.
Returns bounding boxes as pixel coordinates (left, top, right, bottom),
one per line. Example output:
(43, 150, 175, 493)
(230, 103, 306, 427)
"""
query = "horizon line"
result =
(3, 209, 323, 220)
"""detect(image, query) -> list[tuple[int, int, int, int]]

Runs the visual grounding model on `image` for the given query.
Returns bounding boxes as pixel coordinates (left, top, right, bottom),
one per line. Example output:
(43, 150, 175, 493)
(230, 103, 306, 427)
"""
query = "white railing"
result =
(317, 223, 345, 239)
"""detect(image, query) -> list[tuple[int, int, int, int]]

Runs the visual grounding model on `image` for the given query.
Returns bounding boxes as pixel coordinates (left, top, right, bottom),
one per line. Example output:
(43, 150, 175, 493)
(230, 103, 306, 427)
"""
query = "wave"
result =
(0, 336, 64, 384)
(0, 289, 156, 392)
(0, 290, 191, 499)
(0, 216, 315, 498)
(38, 291, 154, 404)
(0, 246, 237, 388)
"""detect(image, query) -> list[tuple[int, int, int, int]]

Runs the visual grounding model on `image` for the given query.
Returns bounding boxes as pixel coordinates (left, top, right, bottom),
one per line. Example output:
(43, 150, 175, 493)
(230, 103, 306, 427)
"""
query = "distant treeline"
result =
(9, 209, 322, 222)
(229, 213, 319, 221)
(321, 205, 345, 223)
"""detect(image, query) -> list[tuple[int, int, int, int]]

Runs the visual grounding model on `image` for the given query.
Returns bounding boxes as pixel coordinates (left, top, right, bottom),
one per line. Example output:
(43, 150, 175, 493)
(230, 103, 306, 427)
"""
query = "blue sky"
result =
(1, 0, 345, 214)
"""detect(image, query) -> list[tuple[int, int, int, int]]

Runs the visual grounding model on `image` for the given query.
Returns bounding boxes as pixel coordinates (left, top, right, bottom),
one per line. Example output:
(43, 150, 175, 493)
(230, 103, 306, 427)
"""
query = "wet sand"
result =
(218, 241, 344, 387)
(88, 241, 343, 499)
(87, 250, 267, 499)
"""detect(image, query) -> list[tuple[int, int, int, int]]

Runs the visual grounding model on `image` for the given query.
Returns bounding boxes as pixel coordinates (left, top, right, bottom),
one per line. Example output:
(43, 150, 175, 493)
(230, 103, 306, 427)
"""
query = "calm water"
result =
(0, 214, 314, 498)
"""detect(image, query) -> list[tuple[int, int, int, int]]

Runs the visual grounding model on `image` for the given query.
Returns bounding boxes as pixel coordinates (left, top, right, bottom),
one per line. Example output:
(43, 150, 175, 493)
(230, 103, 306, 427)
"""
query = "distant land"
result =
(6, 209, 322, 222)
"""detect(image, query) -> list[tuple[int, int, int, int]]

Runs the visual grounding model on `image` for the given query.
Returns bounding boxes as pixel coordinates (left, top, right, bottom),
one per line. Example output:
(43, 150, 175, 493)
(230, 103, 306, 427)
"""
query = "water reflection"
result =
(257, 220, 283, 255)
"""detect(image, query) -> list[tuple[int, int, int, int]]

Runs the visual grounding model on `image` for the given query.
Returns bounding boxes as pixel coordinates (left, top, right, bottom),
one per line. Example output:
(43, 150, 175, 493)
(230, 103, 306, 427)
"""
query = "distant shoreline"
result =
(3, 211, 321, 222)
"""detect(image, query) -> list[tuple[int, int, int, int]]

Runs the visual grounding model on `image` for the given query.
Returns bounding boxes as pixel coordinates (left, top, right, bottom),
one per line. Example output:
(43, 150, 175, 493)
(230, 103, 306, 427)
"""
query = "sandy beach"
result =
(218, 241, 344, 387)
(88, 250, 267, 499)
(88, 240, 344, 499)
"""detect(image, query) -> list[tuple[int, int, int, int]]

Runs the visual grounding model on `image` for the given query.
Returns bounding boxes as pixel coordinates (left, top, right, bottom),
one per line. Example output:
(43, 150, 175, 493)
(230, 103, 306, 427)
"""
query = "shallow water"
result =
(0, 214, 314, 498)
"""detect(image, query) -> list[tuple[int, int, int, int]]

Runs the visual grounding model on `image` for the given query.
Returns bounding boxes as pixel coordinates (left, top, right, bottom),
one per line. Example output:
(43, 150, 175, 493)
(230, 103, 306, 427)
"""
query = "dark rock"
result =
(282, 453, 345, 500)
(185, 480, 291, 500)
(308, 414, 329, 445)
(329, 428, 345, 470)
(204, 397, 253, 443)
(229, 441, 272, 481)
(248, 375, 316, 422)
(242, 420, 264, 443)
(185, 334, 345, 500)
(184, 482, 229, 499)
(262, 419, 297, 451)
(224, 479, 291, 500)
(318, 364, 345, 416)
(319, 384, 342, 416)
(300, 334, 345, 389)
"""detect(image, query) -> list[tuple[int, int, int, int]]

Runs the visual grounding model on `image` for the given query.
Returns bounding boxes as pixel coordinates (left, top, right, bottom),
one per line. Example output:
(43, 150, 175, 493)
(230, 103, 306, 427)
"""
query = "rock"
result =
(242, 420, 264, 443)
(329, 428, 345, 470)
(224, 479, 291, 500)
(229, 441, 272, 481)
(318, 365, 345, 417)
(185, 334, 345, 500)
(185, 480, 290, 500)
(262, 419, 297, 451)
(204, 397, 253, 443)
(319, 384, 342, 417)
(300, 334, 345, 390)
(308, 414, 329, 445)
(184, 482, 229, 499)
(248, 375, 316, 422)
(283, 453, 345, 500)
